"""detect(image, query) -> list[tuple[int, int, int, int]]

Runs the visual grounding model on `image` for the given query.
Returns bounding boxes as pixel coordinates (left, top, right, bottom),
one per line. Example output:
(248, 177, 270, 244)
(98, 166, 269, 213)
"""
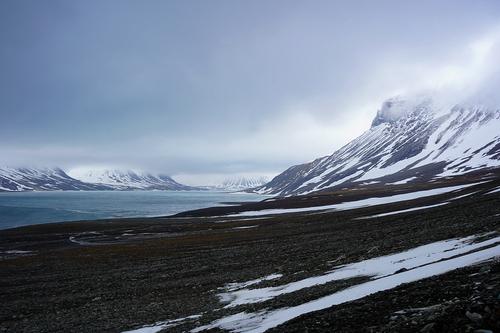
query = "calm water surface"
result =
(0, 191, 267, 230)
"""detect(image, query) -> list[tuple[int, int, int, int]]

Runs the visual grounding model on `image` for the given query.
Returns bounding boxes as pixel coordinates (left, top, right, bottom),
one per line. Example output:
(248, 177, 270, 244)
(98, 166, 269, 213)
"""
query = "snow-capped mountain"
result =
(0, 167, 194, 192)
(215, 176, 269, 191)
(67, 168, 193, 190)
(0, 167, 112, 192)
(256, 96, 500, 196)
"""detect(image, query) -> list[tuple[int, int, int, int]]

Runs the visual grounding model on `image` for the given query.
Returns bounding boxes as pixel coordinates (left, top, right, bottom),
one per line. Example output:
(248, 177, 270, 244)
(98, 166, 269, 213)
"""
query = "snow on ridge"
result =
(255, 96, 500, 196)
(0, 166, 192, 192)
(67, 167, 189, 190)
(0, 166, 100, 192)
(215, 176, 269, 191)
(371, 95, 434, 127)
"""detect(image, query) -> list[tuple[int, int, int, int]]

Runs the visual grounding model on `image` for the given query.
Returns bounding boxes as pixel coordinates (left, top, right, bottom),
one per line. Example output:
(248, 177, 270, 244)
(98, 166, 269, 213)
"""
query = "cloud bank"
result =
(1, 1, 500, 184)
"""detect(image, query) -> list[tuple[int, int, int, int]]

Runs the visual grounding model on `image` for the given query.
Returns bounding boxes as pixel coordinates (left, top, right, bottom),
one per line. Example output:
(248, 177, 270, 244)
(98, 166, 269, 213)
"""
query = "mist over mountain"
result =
(2, 2, 500, 183)
(214, 176, 269, 191)
(256, 95, 500, 196)
(67, 168, 194, 191)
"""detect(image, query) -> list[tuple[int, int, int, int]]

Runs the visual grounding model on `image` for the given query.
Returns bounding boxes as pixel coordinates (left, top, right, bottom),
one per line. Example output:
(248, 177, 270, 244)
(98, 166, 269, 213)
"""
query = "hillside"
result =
(256, 96, 500, 196)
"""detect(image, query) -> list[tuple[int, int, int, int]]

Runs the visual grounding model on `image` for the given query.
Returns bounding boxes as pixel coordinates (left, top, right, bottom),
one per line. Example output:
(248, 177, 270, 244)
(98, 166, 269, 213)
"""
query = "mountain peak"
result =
(67, 168, 192, 190)
(371, 95, 434, 127)
(216, 176, 269, 191)
(0, 166, 112, 192)
(256, 96, 500, 196)
(0, 167, 196, 192)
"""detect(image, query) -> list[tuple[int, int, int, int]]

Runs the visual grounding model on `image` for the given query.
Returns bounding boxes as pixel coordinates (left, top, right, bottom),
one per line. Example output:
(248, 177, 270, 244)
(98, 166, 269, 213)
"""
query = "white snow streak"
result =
(355, 202, 449, 219)
(387, 177, 418, 185)
(485, 186, 500, 194)
(194, 235, 500, 333)
(232, 225, 259, 230)
(224, 274, 283, 289)
(122, 315, 201, 333)
(229, 183, 480, 217)
(218, 234, 500, 307)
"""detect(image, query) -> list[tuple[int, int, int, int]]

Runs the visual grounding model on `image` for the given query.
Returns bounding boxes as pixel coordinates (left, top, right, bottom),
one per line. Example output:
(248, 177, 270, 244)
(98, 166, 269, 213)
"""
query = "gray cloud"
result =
(1, 1, 500, 184)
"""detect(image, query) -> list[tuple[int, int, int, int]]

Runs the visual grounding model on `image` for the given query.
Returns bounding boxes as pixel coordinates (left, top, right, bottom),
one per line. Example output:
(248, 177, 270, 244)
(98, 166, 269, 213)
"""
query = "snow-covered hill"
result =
(0, 167, 112, 192)
(256, 96, 500, 196)
(215, 176, 269, 191)
(67, 168, 193, 191)
(0, 167, 194, 192)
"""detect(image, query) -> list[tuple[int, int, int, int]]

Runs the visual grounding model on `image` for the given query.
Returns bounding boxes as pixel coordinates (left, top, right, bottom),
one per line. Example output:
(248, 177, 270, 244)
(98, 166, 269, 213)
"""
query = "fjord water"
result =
(0, 191, 266, 230)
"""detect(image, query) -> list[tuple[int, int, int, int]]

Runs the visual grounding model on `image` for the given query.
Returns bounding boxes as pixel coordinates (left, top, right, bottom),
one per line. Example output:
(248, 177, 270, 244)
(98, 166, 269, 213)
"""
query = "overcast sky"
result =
(1, 1, 500, 185)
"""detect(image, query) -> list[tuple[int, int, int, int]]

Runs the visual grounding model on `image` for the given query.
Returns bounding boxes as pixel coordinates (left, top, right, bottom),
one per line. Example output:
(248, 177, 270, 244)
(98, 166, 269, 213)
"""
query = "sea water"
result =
(0, 190, 266, 229)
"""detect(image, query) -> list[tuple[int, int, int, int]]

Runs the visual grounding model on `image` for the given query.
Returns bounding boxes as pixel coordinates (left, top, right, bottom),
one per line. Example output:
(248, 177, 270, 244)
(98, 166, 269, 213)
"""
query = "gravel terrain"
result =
(1, 174, 500, 332)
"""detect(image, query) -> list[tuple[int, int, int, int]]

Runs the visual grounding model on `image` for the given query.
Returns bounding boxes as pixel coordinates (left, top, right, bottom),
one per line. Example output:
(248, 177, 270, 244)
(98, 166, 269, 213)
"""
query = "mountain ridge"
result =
(0, 167, 113, 192)
(0, 167, 194, 192)
(214, 176, 269, 191)
(67, 168, 194, 191)
(255, 97, 500, 196)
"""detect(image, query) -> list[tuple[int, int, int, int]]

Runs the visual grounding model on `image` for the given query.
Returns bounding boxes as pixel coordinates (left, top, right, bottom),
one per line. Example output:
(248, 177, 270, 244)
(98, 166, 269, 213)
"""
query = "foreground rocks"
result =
(272, 261, 500, 332)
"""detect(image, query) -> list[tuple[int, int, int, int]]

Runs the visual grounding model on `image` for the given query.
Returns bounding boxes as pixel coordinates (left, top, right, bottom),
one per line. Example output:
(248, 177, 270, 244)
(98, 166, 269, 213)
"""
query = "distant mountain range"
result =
(0, 167, 112, 192)
(255, 96, 500, 196)
(0, 167, 193, 192)
(0, 167, 268, 193)
(213, 176, 269, 191)
(68, 168, 193, 191)
(4, 96, 499, 195)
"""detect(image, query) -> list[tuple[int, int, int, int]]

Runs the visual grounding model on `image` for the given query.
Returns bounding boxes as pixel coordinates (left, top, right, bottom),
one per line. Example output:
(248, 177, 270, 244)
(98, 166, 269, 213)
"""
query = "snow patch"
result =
(232, 225, 259, 230)
(230, 183, 480, 217)
(122, 315, 202, 333)
(217, 234, 500, 307)
(355, 202, 449, 219)
(194, 234, 500, 333)
(388, 177, 418, 185)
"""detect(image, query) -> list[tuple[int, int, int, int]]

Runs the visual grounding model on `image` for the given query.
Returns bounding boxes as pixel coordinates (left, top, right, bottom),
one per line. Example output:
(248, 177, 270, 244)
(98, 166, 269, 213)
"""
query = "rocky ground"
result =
(272, 261, 500, 333)
(0, 174, 499, 332)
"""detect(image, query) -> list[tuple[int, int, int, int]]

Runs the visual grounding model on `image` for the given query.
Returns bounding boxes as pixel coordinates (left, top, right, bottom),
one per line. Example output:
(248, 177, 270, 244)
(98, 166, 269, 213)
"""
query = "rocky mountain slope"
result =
(255, 96, 500, 196)
(67, 168, 193, 191)
(0, 167, 112, 192)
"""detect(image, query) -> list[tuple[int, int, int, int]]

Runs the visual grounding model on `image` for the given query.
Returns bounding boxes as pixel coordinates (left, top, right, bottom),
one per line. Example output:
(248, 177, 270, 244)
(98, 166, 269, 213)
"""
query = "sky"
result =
(1, 0, 500, 185)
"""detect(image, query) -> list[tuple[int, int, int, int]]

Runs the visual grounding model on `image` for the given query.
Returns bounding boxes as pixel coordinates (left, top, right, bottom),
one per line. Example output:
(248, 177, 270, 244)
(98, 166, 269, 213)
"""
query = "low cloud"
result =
(2, 2, 500, 185)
